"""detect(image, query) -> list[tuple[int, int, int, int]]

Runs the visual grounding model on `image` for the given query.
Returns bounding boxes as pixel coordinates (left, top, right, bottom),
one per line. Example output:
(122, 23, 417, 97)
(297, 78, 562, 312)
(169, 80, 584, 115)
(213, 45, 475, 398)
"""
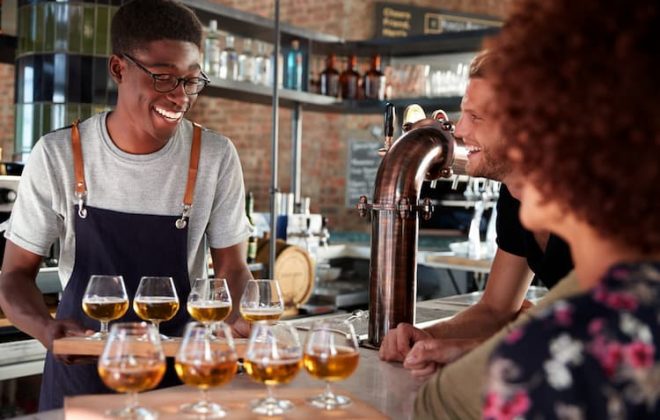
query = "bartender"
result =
(0, 0, 251, 410)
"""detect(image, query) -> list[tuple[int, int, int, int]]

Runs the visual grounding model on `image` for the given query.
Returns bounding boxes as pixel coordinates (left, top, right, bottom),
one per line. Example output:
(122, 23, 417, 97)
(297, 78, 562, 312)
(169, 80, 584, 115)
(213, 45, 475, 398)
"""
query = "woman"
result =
(481, 0, 660, 418)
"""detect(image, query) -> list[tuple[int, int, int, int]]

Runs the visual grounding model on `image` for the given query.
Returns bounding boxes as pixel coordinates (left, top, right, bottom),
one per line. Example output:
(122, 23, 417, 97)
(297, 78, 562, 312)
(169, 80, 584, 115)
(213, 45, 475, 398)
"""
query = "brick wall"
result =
(0, 0, 510, 232)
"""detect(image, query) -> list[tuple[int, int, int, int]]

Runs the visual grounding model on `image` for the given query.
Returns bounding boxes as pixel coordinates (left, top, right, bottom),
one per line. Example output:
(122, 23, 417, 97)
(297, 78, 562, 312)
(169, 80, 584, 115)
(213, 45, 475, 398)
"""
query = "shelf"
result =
(203, 77, 462, 113)
(0, 34, 17, 64)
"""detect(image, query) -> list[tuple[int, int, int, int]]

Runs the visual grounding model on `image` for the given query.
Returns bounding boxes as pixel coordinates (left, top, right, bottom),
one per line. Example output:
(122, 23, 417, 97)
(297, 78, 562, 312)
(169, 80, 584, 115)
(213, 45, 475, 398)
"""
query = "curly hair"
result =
(486, 0, 660, 254)
(111, 0, 203, 55)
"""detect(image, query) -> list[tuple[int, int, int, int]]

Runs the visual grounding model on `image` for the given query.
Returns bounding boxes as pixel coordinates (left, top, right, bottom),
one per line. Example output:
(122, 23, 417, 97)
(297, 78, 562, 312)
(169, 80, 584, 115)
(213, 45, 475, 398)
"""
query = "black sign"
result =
(346, 140, 382, 208)
(376, 2, 501, 38)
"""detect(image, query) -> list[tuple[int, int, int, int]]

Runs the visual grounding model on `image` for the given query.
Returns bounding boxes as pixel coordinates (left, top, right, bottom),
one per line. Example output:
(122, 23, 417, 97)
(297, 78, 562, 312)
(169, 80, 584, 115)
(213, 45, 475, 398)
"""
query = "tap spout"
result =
(368, 118, 461, 347)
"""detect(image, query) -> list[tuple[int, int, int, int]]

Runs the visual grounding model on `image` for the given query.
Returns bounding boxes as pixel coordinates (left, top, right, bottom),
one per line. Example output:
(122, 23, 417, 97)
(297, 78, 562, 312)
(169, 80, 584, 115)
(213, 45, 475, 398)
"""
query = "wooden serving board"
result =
(65, 386, 388, 419)
(53, 336, 247, 358)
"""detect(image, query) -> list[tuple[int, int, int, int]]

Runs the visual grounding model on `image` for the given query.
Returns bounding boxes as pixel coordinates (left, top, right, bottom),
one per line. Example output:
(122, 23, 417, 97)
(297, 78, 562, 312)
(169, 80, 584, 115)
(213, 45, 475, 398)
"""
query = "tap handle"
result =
(402, 104, 426, 132)
(384, 102, 395, 138)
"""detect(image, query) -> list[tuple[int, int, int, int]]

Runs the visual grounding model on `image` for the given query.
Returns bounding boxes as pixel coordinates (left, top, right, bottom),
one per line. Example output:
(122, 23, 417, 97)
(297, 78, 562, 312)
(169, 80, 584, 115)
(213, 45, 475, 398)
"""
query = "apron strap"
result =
(176, 122, 202, 229)
(71, 120, 88, 219)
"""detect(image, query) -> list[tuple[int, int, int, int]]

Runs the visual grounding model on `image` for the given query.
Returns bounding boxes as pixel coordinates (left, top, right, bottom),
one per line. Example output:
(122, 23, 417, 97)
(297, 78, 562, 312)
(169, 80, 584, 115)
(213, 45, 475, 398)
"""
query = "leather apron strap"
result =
(70, 120, 203, 228)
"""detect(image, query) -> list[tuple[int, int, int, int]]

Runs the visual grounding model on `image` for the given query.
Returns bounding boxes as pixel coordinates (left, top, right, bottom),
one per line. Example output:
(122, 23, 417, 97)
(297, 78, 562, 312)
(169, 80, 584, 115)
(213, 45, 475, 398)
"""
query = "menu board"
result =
(346, 140, 382, 208)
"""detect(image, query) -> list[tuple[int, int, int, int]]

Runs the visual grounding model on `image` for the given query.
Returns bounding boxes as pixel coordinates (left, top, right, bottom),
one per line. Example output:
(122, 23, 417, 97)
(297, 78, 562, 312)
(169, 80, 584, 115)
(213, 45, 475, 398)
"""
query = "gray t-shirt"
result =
(5, 112, 251, 288)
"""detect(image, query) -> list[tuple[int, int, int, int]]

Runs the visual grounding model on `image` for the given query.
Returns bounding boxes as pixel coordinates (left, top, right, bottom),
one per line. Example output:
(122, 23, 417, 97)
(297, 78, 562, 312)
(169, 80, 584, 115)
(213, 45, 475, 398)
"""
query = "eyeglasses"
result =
(122, 54, 210, 95)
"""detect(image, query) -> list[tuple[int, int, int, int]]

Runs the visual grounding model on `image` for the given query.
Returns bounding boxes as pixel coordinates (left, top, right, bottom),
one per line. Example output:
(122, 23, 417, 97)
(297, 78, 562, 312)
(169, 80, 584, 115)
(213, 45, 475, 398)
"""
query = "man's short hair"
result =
(111, 0, 203, 55)
(469, 49, 494, 79)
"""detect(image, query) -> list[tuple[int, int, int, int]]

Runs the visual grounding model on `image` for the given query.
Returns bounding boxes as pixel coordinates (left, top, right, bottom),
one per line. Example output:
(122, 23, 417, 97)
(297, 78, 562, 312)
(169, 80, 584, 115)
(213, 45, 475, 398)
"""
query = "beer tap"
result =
(378, 103, 396, 156)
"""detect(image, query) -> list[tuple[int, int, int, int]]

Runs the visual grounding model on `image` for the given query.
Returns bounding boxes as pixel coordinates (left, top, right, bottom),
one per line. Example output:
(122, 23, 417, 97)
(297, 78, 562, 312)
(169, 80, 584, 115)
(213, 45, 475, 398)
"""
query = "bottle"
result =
(219, 33, 238, 80)
(340, 54, 360, 100)
(237, 38, 254, 82)
(285, 39, 303, 90)
(364, 54, 386, 100)
(268, 45, 284, 88)
(245, 192, 257, 264)
(203, 20, 221, 77)
(320, 54, 340, 97)
(252, 41, 270, 85)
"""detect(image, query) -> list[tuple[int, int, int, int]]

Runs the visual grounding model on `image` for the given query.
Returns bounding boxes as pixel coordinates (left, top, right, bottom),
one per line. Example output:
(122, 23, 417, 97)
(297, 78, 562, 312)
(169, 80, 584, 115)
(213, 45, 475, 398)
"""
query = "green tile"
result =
(68, 5, 83, 54)
(95, 6, 110, 56)
(34, 4, 44, 52)
(44, 3, 56, 53)
(54, 3, 69, 52)
(51, 103, 67, 131)
(42, 103, 52, 136)
(82, 6, 95, 55)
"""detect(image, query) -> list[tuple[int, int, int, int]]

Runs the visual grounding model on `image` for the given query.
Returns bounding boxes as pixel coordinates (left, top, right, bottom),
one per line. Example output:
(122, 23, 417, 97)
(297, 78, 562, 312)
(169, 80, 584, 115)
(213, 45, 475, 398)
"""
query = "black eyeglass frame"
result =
(122, 53, 210, 95)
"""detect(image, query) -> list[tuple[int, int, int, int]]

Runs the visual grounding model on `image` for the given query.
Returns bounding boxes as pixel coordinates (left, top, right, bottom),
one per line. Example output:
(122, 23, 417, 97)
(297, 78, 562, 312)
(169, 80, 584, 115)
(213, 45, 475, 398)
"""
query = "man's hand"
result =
(379, 323, 432, 362)
(229, 317, 251, 338)
(402, 338, 481, 379)
(43, 318, 95, 365)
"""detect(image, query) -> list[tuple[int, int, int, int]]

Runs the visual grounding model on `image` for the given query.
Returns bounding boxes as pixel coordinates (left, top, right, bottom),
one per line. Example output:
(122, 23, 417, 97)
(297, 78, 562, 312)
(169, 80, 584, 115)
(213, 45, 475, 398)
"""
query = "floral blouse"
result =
(484, 262, 660, 420)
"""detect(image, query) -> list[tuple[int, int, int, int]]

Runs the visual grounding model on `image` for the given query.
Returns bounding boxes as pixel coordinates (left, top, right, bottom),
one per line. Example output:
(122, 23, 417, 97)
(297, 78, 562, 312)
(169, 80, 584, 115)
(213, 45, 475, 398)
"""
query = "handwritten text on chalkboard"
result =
(346, 140, 382, 208)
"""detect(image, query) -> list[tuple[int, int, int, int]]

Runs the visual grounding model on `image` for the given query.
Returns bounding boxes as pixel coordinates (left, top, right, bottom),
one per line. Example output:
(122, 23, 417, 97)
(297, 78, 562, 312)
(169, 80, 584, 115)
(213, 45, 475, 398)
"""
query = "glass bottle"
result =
(219, 33, 238, 80)
(285, 39, 303, 91)
(320, 54, 340, 97)
(203, 20, 221, 77)
(252, 41, 270, 85)
(339, 55, 360, 100)
(237, 38, 254, 82)
(364, 54, 386, 100)
(268, 44, 284, 88)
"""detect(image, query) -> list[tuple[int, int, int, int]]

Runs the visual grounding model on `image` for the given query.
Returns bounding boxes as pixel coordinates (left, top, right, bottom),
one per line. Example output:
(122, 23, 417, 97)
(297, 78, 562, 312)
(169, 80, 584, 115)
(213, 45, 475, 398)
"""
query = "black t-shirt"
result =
(495, 184, 573, 289)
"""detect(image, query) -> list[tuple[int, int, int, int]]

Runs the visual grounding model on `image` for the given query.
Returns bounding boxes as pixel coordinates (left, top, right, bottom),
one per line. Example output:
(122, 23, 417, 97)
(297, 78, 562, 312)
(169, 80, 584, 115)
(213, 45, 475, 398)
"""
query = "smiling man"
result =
(379, 50, 578, 418)
(0, 0, 252, 410)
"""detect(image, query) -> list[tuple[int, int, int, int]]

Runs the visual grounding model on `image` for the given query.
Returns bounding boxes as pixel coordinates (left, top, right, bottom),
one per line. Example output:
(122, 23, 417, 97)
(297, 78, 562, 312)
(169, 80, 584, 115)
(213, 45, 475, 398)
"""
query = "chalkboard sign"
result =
(346, 140, 382, 208)
(375, 2, 501, 38)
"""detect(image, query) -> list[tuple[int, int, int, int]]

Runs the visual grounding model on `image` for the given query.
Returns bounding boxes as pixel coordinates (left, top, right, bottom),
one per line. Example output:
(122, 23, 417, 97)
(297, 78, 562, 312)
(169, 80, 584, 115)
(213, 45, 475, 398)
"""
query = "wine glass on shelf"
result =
(303, 319, 360, 409)
(82, 275, 129, 339)
(239, 279, 284, 322)
(97, 322, 166, 419)
(187, 278, 232, 332)
(175, 321, 238, 417)
(244, 322, 303, 416)
(133, 276, 180, 339)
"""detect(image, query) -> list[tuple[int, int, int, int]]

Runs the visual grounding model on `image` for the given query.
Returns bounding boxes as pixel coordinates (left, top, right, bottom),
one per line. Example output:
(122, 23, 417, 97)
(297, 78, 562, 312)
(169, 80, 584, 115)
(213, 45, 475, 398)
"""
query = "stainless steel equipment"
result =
(358, 105, 469, 347)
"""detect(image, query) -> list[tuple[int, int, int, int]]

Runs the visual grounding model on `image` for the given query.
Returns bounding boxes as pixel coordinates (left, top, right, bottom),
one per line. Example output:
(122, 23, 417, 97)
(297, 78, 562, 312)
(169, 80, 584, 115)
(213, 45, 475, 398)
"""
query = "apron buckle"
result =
(75, 191, 88, 219)
(176, 204, 192, 229)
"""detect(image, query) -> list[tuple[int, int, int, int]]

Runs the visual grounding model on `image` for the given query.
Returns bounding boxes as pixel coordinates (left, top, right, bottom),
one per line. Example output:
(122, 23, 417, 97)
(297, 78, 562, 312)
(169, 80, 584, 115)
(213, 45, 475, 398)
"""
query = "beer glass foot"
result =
(106, 405, 158, 419)
(308, 392, 352, 410)
(179, 401, 226, 418)
(250, 396, 293, 416)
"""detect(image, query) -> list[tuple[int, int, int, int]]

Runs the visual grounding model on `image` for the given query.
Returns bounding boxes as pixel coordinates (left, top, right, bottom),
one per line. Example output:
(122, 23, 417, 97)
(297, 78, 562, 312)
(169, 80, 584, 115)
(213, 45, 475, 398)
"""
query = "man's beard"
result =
(471, 147, 509, 181)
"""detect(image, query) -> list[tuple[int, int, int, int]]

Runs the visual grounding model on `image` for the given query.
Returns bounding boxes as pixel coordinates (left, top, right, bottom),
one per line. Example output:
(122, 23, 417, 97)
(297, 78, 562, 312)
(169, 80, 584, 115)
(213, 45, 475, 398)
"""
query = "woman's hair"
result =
(486, 0, 660, 253)
(111, 0, 203, 56)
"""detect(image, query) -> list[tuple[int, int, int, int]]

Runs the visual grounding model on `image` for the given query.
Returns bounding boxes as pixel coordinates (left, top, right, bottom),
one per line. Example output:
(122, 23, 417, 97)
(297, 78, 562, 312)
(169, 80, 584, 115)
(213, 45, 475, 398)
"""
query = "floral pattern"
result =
(483, 262, 660, 419)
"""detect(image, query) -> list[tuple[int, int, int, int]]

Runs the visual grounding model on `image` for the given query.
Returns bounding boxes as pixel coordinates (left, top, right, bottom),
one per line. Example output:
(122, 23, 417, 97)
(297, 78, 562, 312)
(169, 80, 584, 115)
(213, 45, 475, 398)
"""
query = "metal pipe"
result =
(268, 0, 280, 279)
(291, 103, 302, 210)
(364, 117, 467, 347)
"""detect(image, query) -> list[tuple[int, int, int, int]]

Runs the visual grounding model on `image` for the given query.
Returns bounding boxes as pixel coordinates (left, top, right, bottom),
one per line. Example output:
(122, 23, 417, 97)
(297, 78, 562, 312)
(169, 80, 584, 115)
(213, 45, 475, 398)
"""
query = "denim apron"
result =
(39, 120, 202, 410)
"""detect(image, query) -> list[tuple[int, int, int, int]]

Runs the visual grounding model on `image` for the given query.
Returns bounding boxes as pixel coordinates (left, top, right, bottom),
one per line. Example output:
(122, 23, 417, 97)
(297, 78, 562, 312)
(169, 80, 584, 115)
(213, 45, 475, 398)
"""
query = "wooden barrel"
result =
(255, 238, 315, 315)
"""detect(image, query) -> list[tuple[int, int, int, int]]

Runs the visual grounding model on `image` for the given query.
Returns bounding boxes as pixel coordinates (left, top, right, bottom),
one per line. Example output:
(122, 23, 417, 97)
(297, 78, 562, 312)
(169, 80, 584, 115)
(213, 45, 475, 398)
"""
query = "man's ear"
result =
(108, 54, 124, 84)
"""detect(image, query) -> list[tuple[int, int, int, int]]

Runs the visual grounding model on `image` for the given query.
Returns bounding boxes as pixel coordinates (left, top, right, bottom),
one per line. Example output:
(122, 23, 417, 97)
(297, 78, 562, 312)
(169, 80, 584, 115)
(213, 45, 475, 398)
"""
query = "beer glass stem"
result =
(127, 391, 139, 412)
(100, 321, 109, 336)
(323, 382, 336, 400)
(200, 388, 209, 406)
(152, 320, 161, 334)
(266, 384, 276, 401)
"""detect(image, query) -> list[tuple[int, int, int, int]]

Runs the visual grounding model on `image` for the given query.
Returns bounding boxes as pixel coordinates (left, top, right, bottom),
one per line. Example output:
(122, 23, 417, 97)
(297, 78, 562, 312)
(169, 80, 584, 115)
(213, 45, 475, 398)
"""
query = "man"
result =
(0, 0, 251, 410)
(379, 51, 577, 418)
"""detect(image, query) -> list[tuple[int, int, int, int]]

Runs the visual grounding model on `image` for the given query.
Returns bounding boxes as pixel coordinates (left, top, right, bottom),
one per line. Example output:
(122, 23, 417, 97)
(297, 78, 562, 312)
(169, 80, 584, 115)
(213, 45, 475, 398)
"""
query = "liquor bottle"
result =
(203, 20, 221, 77)
(245, 191, 257, 264)
(219, 33, 238, 80)
(285, 39, 303, 90)
(339, 54, 360, 100)
(364, 54, 386, 100)
(320, 54, 340, 97)
(252, 41, 270, 85)
(237, 38, 254, 82)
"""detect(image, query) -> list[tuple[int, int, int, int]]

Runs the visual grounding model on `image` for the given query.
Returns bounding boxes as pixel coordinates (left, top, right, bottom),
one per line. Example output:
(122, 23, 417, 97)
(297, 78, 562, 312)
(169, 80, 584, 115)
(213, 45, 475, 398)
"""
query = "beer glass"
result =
(244, 322, 302, 416)
(175, 322, 238, 417)
(82, 275, 129, 339)
(303, 319, 360, 409)
(133, 276, 179, 339)
(98, 322, 165, 419)
(187, 278, 232, 329)
(239, 279, 284, 322)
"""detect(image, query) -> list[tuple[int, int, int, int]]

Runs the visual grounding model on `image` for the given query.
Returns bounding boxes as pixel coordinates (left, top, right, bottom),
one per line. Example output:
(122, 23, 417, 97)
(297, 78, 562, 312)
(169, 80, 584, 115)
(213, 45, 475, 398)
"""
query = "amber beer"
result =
(243, 358, 302, 385)
(240, 307, 283, 322)
(304, 347, 359, 381)
(133, 296, 180, 321)
(82, 297, 129, 321)
(187, 301, 232, 323)
(98, 357, 166, 393)
(175, 359, 237, 389)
